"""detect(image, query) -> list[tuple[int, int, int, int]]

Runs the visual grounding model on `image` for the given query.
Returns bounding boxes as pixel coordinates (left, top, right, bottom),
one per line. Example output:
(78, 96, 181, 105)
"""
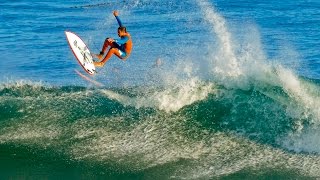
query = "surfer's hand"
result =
(113, 10, 119, 16)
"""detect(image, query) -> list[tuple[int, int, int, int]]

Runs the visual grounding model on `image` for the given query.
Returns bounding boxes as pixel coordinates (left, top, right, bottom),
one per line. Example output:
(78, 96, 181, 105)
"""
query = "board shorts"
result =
(112, 42, 127, 58)
(118, 49, 127, 58)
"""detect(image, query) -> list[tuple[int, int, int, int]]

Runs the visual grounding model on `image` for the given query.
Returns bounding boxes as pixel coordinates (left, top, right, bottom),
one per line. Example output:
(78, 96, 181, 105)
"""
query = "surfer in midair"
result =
(94, 10, 133, 67)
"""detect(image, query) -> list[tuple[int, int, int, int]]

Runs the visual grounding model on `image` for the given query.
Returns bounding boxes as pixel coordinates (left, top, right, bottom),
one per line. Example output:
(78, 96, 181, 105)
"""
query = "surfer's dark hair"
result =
(118, 26, 127, 33)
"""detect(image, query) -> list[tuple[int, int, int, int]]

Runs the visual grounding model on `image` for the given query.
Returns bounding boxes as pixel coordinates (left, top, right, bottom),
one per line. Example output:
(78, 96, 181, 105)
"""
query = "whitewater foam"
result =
(196, 0, 242, 79)
(282, 127, 320, 153)
(195, 0, 320, 155)
(196, 0, 320, 122)
(277, 67, 320, 122)
(101, 76, 214, 113)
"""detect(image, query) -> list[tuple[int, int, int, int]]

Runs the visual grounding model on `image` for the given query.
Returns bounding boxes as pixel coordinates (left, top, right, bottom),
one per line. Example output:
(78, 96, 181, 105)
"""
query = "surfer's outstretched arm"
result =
(113, 11, 123, 27)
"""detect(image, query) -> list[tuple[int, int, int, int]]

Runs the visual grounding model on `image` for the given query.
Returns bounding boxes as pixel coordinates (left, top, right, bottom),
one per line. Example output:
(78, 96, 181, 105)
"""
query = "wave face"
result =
(1, 0, 320, 179)
(1, 76, 320, 179)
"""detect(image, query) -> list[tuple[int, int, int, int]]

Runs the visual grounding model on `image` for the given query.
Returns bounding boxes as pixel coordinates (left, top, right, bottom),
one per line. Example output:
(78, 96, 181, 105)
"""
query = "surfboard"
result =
(65, 31, 96, 75)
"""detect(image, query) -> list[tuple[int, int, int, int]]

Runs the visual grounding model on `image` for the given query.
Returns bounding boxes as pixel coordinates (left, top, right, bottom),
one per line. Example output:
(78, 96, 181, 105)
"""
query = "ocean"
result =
(1, 0, 320, 179)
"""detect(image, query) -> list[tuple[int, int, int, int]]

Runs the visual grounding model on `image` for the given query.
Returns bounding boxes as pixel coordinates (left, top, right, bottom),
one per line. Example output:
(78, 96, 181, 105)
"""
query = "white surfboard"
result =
(65, 31, 96, 75)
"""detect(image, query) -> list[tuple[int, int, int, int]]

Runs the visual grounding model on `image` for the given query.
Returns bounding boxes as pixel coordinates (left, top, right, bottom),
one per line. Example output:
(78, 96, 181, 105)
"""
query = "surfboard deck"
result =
(65, 31, 96, 75)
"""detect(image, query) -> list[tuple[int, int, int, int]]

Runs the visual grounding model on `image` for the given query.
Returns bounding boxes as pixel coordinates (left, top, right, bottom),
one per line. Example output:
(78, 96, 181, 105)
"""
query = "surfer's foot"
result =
(93, 61, 104, 67)
(95, 54, 103, 60)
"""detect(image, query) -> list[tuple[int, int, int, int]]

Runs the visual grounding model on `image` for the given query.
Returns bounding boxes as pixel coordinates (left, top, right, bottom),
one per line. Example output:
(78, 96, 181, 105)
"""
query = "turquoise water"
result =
(1, 0, 320, 179)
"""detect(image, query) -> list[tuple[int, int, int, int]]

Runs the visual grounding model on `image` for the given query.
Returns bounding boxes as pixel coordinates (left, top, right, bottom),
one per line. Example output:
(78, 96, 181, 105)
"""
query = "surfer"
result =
(94, 10, 133, 67)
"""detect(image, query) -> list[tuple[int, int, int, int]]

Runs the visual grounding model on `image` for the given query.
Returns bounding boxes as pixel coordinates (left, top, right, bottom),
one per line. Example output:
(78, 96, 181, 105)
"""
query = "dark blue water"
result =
(1, 0, 320, 179)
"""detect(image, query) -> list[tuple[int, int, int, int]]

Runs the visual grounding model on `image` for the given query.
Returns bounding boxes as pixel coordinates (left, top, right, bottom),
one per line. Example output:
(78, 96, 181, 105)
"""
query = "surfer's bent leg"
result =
(94, 47, 122, 67)
(96, 38, 118, 61)
(100, 38, 114, 54)
(100, 48, 122, 64)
